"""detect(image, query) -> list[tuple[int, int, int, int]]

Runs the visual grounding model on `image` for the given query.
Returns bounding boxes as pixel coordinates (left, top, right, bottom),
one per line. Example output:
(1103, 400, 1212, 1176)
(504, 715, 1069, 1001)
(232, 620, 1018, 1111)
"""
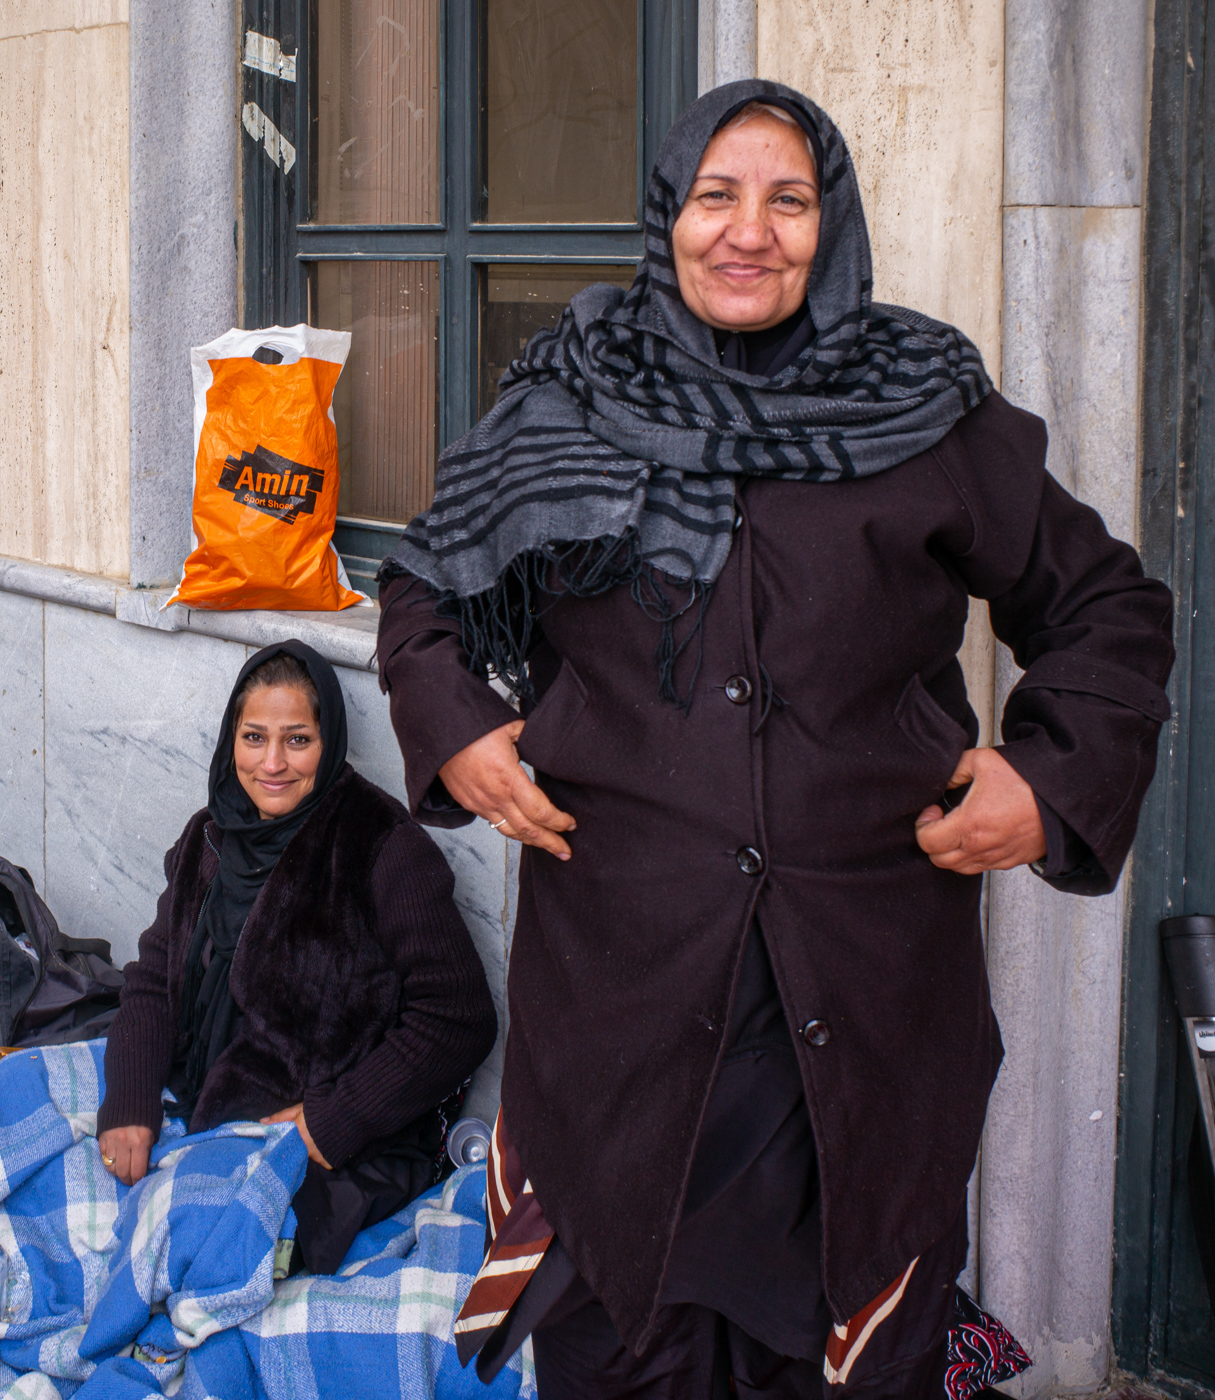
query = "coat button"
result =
(801, 1019, 830, 1047)
(736, 846, 765, 876)
(724, 675, 753, 704)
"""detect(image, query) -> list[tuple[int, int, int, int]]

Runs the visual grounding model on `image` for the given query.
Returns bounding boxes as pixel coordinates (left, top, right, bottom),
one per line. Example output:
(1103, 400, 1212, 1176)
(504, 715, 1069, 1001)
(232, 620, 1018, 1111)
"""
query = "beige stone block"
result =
(757, 0, 1004, 380)
(0, 1, 128, 43)
(0, 20, 130, 577)
(959, 596, 994, 747)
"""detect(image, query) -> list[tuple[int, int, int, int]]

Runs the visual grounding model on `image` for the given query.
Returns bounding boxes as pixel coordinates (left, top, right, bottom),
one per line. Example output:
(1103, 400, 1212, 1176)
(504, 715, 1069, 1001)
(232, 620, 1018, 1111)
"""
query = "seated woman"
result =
(97, 639, 497, 1274)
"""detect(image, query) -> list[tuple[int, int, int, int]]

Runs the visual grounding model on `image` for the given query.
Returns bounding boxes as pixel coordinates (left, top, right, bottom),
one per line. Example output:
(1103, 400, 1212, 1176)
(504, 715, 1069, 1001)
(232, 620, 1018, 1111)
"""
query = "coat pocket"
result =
(516, 657, 589, 775)
(895, 673, 970, 781)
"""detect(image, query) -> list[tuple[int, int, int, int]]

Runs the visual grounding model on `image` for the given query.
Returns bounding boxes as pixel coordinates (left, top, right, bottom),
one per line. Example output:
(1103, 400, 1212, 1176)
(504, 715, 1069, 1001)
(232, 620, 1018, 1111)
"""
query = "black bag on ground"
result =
(0, 858, 124, 1047)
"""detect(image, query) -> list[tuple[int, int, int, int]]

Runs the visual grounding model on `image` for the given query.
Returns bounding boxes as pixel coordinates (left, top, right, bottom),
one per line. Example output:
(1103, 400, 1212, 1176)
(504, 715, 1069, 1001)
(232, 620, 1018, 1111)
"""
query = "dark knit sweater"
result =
(97, 766, 497, 1168)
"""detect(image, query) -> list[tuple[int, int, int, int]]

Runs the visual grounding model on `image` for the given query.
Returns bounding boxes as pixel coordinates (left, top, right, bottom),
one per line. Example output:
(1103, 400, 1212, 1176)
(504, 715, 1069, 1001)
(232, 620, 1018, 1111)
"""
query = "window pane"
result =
(314, 261, 440, 524)
(484, 0, 638, 224)
(480, 263, 636, 414)
(312, 0, 440, 225)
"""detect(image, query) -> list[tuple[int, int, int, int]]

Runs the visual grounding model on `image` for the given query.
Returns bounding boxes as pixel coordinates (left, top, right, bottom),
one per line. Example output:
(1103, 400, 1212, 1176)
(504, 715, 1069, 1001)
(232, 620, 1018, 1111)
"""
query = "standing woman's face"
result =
(672, 114, 821, 332)
(233, 684, 323, 820)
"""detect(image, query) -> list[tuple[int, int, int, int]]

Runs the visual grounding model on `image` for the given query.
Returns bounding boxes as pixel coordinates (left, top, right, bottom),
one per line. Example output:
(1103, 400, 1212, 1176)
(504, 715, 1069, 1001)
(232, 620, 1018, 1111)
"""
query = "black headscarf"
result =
(716, 303, 815, 377)
(379, 79, 992, 704)
(171, 641, 348, 1118)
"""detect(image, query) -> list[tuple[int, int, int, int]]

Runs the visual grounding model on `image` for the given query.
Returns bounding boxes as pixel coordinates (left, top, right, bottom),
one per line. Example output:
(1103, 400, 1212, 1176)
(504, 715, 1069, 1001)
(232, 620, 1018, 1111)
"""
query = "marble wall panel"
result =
(1003, 205, 1143, 543)
(701, 0, 757, 89)
(426, 823, 512, 1126)
(757, 0, 1005, 375)
(0, 591, 46, 890)
(978, 203, 1145, 1395)
(0, 17, 130, 577)
(1004, 0, 1150, 209)
(43, 605, 245, 962)
(128, 0, 239, 586)
(338, 665, 513, 1124)
(981, 862, 1125, 1393)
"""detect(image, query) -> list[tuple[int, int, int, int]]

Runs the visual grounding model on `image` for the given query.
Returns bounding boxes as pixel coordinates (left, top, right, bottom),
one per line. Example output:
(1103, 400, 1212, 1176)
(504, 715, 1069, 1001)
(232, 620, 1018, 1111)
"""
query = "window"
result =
(241, 0, 698, 594)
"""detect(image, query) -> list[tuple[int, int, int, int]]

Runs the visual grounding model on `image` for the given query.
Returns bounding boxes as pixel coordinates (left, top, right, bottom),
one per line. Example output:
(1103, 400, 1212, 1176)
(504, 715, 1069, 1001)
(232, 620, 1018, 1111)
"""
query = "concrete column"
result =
(979, 3, 1150, 1393)
(128, 0, 239, 587)
(700, 0, 757, 92)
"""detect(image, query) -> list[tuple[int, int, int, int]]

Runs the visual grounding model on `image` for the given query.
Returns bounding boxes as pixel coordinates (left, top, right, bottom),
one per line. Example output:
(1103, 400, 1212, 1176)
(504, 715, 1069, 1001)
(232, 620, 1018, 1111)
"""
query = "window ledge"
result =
(0, 555, 380, 672)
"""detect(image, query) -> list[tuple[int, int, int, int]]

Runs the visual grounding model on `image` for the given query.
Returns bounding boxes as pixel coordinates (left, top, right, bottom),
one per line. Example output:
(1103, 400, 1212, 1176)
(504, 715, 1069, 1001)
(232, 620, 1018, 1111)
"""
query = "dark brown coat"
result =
(98, 767, 497, 1168)
(377, 391, 1174, 1342)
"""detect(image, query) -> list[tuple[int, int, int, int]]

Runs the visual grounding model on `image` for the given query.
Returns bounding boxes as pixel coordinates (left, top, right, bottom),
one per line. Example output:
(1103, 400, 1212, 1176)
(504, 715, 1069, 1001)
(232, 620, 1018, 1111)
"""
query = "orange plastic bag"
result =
(167, 324, 367, 611)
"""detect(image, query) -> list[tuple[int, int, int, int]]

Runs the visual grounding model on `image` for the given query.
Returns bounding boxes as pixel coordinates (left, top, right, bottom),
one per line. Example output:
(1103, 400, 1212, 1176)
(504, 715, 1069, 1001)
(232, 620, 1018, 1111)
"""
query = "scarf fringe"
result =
(417, 534, 712, 710)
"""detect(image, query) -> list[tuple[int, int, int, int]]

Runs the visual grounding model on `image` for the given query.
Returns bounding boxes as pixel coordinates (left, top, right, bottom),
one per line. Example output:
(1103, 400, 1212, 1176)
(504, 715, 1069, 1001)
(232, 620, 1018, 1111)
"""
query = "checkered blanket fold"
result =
(0, 1041, 534, 1400)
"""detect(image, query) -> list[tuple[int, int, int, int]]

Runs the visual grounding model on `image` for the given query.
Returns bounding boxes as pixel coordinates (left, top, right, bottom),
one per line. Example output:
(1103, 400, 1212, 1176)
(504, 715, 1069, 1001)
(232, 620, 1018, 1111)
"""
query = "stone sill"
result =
(0, 554, 380, 672)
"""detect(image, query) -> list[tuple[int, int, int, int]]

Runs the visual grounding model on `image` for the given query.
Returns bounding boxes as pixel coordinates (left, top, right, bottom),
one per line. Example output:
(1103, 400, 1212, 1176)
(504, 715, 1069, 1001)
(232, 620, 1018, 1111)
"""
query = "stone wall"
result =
(0, 1, 131, 578)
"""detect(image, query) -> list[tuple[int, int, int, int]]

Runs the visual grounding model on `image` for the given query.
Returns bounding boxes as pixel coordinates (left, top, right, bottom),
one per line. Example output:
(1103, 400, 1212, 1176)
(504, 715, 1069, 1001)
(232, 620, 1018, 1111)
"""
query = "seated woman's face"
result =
(233, 683, 324, 820)
(672, 114, 821, 333)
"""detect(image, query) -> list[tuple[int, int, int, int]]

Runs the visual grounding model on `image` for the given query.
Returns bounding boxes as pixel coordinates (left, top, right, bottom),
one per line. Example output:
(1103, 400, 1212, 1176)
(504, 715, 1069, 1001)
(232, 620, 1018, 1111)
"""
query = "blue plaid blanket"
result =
(0, 1042, 534, 1399)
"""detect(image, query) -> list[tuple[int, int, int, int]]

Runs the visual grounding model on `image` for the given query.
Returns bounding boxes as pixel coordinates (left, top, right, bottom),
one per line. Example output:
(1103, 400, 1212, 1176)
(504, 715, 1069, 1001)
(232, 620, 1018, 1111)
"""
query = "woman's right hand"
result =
(439, 720, 577, 860)
(98, 1125, 155, 1186)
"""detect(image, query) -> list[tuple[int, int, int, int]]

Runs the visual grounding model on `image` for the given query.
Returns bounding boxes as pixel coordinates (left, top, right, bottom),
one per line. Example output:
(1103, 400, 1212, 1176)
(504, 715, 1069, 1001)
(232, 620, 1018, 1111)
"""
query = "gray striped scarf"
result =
(380, 79, 991, 702)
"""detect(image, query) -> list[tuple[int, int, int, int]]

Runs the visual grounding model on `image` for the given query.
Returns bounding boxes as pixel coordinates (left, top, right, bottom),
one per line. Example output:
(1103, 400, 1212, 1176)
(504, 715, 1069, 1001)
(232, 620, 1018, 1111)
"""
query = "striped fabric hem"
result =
(823, 1257, 919, 1386)
(454, 1109, 554, 1366)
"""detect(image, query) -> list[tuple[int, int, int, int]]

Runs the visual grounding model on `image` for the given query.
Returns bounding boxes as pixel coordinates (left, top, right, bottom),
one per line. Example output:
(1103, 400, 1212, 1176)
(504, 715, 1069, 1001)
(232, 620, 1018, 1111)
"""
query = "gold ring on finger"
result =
(101, 1154, 116, 1165)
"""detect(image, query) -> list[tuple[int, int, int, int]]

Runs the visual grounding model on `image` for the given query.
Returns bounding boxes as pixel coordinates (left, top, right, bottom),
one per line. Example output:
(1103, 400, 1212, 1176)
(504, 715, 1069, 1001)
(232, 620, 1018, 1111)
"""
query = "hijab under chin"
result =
(715, 304, 816, 378)
(170, 640, 348, 1121)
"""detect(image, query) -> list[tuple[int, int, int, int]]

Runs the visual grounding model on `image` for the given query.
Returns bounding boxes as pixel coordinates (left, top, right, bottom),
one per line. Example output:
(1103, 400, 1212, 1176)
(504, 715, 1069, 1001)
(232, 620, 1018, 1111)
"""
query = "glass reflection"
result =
(314, 260, 440, 523)
(480, 263, 636, 413)
(313, 0, 440, 225)
(484, 0, 638, 224)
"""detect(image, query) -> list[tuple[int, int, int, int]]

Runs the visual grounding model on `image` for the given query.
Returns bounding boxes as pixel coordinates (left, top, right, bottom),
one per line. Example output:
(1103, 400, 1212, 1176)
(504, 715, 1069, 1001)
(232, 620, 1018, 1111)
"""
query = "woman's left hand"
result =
(260, 1103, 333, 1169)
(914, 748, 1047, 875)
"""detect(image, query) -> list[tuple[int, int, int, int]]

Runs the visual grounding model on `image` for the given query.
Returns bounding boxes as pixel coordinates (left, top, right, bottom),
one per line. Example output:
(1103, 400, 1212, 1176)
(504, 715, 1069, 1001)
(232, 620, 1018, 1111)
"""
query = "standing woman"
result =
(97, 640, 497, 1274)
(376, 82, 1174, 1396)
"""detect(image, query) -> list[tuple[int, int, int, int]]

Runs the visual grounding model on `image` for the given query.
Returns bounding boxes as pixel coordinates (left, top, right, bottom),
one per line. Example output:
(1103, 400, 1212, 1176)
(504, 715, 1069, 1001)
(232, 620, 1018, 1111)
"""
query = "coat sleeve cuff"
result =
(301, 1085, 369, 1170)
(97, 1013, 170, 1136)
(998, 737, 1124, 893)
(1029, 795, 1112, 896)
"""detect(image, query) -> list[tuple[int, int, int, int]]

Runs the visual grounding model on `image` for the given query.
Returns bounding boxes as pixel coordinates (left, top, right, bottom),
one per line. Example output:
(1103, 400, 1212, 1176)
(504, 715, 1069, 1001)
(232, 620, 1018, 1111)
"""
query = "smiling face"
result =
(233, 684, 323, 820)
(671, 112, 821, 333)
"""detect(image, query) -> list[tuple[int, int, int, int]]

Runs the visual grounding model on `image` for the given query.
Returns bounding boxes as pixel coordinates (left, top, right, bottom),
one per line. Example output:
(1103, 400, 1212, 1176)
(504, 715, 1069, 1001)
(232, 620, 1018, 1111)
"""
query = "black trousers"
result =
(533, 1289, 821, 1399)
(524, 1216, 962, 1400)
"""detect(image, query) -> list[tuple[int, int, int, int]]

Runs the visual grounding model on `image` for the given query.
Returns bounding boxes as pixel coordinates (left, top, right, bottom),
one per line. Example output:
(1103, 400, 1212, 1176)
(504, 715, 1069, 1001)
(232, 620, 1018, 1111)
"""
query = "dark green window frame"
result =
(240, 0, 697, 591)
